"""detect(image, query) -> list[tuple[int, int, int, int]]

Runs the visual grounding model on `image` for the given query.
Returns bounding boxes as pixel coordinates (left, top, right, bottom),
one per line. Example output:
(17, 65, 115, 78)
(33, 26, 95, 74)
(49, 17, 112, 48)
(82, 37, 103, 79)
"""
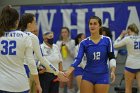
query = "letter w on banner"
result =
(20, 2, 140, 43)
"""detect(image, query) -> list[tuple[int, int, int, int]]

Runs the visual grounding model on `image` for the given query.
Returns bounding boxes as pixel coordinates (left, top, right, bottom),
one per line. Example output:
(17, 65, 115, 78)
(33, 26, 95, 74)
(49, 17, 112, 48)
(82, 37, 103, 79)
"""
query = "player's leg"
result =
(80, 80, 94, 93)
(124, 68, 135, 93)
(75, 75, 82, 91)
(59, 82, 65, 93)
(136, 71, 140, 92)
(67, 73, 74, 93)
(95, 84, 109, 93)
(81, 71, 96, 93)
(94, 73, 110, 93)
(74, 67, 84, 93)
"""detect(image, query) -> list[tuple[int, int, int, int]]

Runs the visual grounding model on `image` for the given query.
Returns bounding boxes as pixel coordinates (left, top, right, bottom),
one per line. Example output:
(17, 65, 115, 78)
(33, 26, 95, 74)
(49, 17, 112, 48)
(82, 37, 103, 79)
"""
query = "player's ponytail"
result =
(0, 5, 19, 37)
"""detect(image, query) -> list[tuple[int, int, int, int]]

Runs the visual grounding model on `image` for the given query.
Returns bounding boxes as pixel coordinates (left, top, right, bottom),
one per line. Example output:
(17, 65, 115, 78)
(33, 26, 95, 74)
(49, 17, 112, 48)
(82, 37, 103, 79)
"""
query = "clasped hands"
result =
(56, 71, 71, 82)
(38, 65, 70, 82)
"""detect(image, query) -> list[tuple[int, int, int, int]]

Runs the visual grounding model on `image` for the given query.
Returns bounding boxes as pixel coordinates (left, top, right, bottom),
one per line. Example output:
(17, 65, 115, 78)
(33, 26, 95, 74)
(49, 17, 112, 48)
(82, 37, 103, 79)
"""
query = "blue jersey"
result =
(71, 35, 114, 73)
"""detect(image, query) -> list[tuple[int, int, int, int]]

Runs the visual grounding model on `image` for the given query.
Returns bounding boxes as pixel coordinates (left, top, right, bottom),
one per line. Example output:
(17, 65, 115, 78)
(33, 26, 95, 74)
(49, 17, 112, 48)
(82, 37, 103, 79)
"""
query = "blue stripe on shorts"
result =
(125, 67, 140, 73)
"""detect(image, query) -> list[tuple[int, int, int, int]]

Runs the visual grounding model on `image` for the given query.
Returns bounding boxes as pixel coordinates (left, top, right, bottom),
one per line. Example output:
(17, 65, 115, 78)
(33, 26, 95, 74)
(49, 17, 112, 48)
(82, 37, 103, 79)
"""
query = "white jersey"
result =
(56, 39, 75, 70)
(75, 45, 86, 68)
(24, 31, 59, 74)
(114, 35, 140, 69)
(40, 43, 63, 74)
(0, 30, 38, 92)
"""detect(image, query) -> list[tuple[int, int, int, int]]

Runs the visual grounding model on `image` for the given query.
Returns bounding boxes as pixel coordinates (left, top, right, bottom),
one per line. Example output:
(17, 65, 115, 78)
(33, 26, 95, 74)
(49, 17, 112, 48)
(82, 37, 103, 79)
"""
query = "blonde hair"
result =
(43, 31, 53, 39)
(127, 23, 139, 35)
(43, 31, 53, 36)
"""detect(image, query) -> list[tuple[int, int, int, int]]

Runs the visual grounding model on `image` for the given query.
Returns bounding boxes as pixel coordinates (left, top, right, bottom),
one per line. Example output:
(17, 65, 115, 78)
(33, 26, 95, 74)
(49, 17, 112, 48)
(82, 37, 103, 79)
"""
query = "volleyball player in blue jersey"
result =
(65, 16, 116, 93)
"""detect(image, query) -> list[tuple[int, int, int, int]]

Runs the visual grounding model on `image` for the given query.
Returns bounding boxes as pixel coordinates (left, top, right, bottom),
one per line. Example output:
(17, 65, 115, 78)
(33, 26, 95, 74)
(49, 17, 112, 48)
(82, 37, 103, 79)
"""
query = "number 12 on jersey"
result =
(93, 52, 100, 60)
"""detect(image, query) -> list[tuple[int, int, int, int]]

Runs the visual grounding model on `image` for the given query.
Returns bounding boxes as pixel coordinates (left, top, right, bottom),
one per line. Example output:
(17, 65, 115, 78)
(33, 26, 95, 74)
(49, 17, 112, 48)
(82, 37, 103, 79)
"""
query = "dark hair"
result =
(99, 27, 112, 39)
(59, 27, 70, 40)
(75, 33, 84, 46)
(0, 5, 19, 37)
(88, 16, 102, 26)
(18, 13, 35, 31)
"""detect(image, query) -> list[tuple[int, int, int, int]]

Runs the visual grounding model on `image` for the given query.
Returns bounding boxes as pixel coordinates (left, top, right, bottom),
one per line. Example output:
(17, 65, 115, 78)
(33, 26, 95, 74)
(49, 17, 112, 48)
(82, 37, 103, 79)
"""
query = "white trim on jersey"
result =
(109, 37, 113, 52)
(25, 31, 59, 75)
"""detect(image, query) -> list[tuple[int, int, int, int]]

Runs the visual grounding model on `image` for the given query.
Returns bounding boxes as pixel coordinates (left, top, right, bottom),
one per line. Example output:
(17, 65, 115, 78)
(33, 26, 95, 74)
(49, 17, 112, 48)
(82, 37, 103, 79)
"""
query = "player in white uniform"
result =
(114, 23, 140, 93)
(0, 5, 42, 93)
(18, 13, 68, 93)
(19, 13, 68, 77)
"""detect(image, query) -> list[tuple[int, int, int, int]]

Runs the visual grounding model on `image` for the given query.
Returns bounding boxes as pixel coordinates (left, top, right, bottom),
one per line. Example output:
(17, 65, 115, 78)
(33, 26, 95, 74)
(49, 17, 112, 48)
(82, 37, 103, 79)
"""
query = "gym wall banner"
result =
(20, 2, 140, 43)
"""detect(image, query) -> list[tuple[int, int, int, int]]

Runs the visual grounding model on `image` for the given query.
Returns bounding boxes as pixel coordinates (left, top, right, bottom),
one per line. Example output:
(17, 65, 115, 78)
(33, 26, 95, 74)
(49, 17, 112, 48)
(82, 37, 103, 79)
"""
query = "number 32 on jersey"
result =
(1, 40, 16, 55)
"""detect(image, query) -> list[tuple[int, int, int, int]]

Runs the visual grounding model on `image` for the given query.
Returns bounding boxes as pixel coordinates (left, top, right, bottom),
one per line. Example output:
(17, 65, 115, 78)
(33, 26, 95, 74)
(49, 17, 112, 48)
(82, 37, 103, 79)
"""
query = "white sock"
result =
(59, 87, 64, 93)
(67, 88, 75, 93)
(77, 90, 80, 93)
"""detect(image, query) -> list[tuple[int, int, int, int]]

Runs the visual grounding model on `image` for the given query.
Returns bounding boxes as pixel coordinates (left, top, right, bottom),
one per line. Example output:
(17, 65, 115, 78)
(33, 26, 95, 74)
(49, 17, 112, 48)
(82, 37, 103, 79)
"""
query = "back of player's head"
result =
(99, 26, 112, 39)
(0, 5, 19, 37)
(18, 13, 35, 31)
(88, 16, 102, 26)
(127, 23, 139, 35)
(75, 33, 84, 45)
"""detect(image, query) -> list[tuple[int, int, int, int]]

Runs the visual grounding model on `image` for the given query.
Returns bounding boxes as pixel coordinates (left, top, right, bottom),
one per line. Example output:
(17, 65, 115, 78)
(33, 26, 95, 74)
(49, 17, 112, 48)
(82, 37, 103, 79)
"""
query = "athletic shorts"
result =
(125, 67, 140, 73)
(74, 67, 84, 77)
(82, 71, 109, 85)
(0, 90, 29, 93)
